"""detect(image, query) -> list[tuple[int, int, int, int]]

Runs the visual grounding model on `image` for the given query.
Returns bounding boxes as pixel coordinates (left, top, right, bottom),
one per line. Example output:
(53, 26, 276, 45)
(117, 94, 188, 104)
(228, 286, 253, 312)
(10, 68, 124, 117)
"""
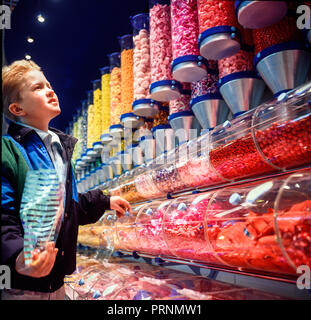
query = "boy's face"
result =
(18, 69, 61, 123)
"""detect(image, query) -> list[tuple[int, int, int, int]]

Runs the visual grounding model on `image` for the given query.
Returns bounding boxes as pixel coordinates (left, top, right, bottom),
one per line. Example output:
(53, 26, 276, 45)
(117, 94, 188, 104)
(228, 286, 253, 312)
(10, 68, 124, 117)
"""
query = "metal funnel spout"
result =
(190, 93, 230, 129)
(254, 42, 311, 96)
(218, 71, 266, 116)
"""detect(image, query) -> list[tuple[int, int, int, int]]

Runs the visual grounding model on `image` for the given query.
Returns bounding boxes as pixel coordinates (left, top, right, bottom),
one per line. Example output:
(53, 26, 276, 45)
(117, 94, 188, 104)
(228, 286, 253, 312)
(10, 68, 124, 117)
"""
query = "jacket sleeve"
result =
(77, 190, 111, 226)
(1, 142, 24, 269)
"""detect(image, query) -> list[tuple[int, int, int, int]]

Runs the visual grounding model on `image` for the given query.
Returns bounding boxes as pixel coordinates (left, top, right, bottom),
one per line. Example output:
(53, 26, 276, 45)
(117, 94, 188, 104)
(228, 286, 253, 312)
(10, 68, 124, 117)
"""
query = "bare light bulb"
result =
(37, 14, 45, 23)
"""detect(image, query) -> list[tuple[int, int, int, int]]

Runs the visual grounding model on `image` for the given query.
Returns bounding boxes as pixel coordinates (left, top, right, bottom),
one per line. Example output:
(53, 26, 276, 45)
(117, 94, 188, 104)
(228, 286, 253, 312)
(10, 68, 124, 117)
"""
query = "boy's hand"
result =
(110, 196, 131, 218)
(15, 242, 58, 278)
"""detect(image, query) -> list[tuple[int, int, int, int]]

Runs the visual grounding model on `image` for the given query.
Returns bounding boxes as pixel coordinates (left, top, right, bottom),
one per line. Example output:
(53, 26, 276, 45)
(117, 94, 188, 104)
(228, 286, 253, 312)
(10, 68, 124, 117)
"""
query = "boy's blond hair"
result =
(2, 59, 41, 121)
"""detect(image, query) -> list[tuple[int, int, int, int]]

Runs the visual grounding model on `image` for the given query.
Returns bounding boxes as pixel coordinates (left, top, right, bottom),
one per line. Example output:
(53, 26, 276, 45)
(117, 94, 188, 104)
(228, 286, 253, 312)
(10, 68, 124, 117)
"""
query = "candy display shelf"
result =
(77, 165, 311, 300)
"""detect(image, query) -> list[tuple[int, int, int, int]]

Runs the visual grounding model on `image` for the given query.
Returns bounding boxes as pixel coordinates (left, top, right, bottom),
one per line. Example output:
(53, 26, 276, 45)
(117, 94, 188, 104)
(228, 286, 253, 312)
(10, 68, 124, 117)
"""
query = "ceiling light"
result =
(37, 14, 45, 23)
(25, 54, 32, 60)
(27, 36, 34, 43)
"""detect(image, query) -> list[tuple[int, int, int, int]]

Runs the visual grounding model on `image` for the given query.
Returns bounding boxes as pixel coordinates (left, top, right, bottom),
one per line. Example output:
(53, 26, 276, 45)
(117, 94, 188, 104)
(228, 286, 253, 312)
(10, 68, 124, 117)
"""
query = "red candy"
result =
(171, 0, 200, 59)
(197, 0, 239, 34)
(218, 50, 254, 79)
(209, 132, 274, 181)
(253, 15, 302, 55)
(256, 114, 311, 169)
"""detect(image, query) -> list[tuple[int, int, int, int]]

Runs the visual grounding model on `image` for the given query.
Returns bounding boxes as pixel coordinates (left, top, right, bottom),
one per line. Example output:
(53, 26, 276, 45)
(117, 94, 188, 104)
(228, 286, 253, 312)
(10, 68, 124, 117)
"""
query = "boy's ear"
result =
(8, 103, 26, 117)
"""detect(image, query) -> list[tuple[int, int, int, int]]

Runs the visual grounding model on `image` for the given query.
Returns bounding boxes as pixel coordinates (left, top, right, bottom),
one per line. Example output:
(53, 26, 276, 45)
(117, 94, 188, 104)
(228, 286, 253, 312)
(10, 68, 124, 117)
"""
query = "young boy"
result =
(1, 60, 131, 300)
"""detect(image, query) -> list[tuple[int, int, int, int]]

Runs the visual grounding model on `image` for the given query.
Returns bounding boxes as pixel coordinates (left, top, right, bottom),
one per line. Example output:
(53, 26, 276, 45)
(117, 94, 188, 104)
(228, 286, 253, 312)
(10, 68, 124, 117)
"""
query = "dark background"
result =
(4, 0, 149, 131)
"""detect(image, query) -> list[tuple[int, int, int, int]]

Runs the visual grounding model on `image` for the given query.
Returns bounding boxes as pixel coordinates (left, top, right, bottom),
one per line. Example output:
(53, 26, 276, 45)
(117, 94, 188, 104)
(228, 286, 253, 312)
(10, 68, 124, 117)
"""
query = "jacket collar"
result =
(7, 121, 78, 155)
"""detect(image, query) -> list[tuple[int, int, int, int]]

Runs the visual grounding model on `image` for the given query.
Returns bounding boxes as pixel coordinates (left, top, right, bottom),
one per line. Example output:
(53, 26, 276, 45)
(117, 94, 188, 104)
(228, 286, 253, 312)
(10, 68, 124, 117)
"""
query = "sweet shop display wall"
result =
(66, 1, 311, 299)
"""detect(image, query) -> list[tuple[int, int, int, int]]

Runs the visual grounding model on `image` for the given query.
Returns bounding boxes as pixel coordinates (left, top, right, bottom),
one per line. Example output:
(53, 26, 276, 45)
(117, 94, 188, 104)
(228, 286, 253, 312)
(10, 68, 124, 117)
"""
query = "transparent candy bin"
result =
(134, 162, 165, 199)
(253, 96, 311, 171)
(135, 200, 173, 257)
(108, 52, 122, 125)
(92, 79, 102, 143)
(197, 0, 241, 60)
(118, 169, 146, 204)
(119, 35, 134, 115)
(151, 148, 187, 194)
(115, 204, 147, 252)
(175, 133, 226, 190)
(161, 169, 311, 276)
(209, 112, 275, 181)
(131, 13, 151, 101)
(100, 66, 111, 135)
(149, 0, 172, 84)
(170, 0, 209, 83)
(162, 192, 221, 264)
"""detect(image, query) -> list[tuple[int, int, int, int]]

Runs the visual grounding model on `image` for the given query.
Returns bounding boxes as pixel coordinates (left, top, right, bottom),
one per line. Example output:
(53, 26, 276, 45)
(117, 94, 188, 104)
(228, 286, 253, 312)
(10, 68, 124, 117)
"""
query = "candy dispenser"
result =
(205, 172, 311, 275)
(197, 0, 241, 60)
(109, 124, 123, 138)
(151, 148, 187, 194)
(274, 172, 311, 272)
(108, 52, 122, 126)
(209, 112, 275, 181)
(151, 124, 175, 156)
(170, 0, 208, 83)
(175, 133, 227, 190)
(135, 161, 165, 199)
(115, 204, 146, 252)
(99, 66, 111, 140)
(138, 135, 156, 163)
(117, 150, 132, 173)
(149, 0, 182, 101)
(118, 169, 146, 204)
(190, 61, 229, 130)
(218, 28, 266, 117)
(168, 110, 201, 145)
(76, 106, 83, 161)
(120, 112, 144, 129)
(92, 79, 102, 143)
(86, 90, 95, 149)
(209, 89, 311, 182)
(99, 163, 113, 184)
(135, 200, 172, 256)
(162, 192, 220, 264)
(253, 14, 311, 97)
(130, 13, 159, 118)
(81, 99, 88, 155)
(126, 143, 143, 167)
(119, 34, 134, 115)
(109, 156, 122, 178)
(253, 96, 311, 171)
(235, 1, 288, 29)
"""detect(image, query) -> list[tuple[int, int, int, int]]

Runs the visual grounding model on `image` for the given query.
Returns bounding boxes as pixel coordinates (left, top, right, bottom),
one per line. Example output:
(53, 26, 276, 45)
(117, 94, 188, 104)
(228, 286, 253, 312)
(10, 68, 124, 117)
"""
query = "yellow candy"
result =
(110, 67, 122, 125)
(101, 73, 111, 133)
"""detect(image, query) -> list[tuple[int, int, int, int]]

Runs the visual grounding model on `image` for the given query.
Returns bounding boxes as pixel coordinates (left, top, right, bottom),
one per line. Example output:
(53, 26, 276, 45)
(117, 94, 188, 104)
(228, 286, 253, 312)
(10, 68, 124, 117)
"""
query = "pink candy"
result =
(176, 156, 224, 189)
(150, 3, 173, 82)
(218, 50, 254, 79)
(133, 29, 151, 100)
(169, 92, 191, 114)
(171, 0, 200, 59)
